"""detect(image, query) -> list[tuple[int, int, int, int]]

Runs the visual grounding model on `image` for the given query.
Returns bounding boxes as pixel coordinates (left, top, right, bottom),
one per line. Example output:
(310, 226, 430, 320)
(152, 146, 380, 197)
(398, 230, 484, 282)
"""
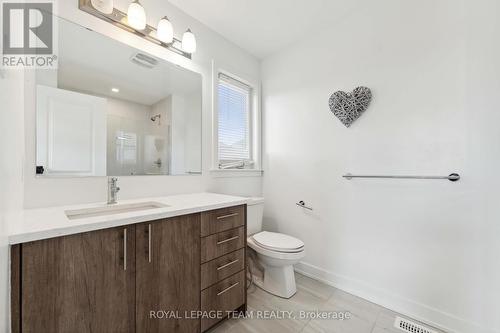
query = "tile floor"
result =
(209, 273, 445, 333)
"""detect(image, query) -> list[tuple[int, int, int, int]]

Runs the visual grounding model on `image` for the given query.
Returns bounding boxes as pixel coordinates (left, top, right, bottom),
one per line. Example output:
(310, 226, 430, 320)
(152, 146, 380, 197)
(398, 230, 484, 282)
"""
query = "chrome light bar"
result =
(79, 0, 192, 59)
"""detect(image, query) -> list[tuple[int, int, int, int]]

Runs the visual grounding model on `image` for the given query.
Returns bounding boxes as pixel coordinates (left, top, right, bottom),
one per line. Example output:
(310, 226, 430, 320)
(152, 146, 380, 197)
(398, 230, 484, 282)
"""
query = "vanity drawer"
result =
(201, 270, 245, 332)
(201, 205, 245, 237)
(201, 227, 245, 263)
(201, 248, 245, 289)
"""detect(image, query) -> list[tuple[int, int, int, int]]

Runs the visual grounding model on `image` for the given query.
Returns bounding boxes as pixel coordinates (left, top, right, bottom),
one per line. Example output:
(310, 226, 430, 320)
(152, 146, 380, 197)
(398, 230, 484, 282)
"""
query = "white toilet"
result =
(247, 197, 305, 298)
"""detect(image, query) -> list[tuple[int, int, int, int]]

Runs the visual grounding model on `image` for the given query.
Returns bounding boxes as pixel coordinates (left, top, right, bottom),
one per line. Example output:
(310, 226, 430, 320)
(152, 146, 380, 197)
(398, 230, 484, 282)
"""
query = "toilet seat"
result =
(252, 231, 304, 253)
(247, 236, 305, 260)
(248, 232, 305, 261)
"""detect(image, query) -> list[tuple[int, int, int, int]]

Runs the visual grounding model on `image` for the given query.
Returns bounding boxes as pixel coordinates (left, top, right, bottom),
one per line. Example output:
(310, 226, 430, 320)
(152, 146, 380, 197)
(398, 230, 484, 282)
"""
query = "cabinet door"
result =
(21, 226, 135, 333)
(136, 214, 201, 333)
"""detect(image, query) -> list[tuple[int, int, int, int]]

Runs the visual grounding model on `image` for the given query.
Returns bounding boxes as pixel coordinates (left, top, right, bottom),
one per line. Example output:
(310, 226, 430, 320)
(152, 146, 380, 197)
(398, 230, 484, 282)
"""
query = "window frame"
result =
(212, 63, 262, 175)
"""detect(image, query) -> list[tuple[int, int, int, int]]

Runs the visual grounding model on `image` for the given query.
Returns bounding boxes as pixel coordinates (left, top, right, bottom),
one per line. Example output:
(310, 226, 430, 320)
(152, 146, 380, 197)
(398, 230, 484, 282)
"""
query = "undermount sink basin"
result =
(65, 202, 168, 220)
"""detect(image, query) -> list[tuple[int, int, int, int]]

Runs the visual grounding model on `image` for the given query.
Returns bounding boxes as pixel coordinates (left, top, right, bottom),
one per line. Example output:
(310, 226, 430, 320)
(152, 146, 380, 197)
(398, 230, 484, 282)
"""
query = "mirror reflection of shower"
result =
(151, 114, 161, 125)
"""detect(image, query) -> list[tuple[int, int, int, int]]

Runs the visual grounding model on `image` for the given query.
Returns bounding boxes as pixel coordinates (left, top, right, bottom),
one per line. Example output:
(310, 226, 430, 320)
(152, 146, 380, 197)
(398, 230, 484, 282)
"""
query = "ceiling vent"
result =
(394, 317, 438, 333)
(130, 53, 158, 69)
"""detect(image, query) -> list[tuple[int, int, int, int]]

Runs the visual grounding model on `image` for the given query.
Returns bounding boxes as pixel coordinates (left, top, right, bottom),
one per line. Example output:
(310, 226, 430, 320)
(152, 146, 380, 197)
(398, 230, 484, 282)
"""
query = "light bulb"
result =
(157, 16, 174, 44)
(182, 29, 196, 53)
(127, 0, 146, 30)
(91, 0, 113, 14)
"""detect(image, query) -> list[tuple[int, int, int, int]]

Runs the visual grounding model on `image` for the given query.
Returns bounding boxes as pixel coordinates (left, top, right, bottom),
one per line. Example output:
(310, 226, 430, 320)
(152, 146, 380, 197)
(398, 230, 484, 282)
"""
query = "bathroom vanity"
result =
(9, 193, 249, 333)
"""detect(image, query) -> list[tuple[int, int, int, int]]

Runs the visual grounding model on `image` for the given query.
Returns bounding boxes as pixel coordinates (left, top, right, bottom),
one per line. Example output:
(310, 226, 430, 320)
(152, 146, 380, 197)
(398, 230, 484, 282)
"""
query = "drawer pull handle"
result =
(217, 282, 240, 296)
(216, 213, 239, 220)
(123, 228, 127, 271)
(217, 236, 239, 245)
(217, 259, 239, 271)
(148, 224, 152, 263)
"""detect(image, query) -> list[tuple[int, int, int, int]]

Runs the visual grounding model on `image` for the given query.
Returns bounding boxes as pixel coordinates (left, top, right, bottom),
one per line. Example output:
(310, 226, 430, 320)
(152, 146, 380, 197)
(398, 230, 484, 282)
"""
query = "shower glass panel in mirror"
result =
(35, 17, 202, 177)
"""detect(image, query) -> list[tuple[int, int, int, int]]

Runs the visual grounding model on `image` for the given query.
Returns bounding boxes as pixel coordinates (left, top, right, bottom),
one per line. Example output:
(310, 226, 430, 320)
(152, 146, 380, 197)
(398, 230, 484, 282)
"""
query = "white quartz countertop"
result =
(8, 192, 251, 245)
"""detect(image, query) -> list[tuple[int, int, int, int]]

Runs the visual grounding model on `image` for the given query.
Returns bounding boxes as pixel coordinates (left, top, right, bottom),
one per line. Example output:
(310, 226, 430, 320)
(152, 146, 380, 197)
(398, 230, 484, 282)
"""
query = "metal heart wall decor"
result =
(329, 86, 372, 127)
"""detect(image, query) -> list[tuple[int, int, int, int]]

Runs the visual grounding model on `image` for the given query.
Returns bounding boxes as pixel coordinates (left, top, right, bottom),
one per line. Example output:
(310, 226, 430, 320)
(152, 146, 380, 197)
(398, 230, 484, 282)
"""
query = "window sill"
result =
(209, 169, 263, 178)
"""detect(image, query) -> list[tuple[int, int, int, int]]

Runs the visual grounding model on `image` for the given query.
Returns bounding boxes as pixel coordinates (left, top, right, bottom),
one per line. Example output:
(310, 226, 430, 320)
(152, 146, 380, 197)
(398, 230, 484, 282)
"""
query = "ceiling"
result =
(167, 0, 365, 59)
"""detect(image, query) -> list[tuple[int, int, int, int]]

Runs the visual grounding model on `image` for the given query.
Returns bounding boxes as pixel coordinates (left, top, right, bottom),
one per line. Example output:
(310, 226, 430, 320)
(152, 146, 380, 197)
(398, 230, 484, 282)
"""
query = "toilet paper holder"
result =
(296, 201, 313, 211)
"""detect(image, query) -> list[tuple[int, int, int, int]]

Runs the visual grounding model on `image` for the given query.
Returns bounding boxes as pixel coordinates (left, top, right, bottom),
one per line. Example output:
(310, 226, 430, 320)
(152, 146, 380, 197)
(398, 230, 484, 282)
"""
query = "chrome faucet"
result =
(107, 177, 120, 204)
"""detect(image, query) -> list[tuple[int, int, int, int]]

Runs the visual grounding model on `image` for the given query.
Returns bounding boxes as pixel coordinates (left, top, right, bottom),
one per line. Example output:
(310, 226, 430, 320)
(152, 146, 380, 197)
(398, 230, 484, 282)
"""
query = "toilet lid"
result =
(252, 231, 304, 253)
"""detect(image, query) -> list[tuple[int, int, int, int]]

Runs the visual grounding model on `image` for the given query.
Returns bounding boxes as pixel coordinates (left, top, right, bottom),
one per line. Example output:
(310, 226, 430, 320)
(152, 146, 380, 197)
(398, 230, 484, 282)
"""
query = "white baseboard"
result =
(294, 261, 495, 333)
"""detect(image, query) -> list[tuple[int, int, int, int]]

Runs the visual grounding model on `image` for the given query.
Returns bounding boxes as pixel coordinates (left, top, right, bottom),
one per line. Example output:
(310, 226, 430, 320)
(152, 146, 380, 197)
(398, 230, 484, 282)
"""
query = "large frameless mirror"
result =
(35, 17, 202, 177)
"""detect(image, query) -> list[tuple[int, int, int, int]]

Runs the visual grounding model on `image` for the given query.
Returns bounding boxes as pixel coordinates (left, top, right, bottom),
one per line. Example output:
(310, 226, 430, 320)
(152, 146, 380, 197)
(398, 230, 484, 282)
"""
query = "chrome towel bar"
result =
(343, 173, 460, 182)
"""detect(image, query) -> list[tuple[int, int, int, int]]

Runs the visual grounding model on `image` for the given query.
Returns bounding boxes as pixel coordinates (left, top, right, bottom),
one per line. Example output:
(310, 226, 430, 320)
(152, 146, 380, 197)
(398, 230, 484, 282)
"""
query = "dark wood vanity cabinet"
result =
(11, 206, 246, 333)
(13, 225, 136, 333)
(136, 214, 201, 333)
(200, 205, 247, 332)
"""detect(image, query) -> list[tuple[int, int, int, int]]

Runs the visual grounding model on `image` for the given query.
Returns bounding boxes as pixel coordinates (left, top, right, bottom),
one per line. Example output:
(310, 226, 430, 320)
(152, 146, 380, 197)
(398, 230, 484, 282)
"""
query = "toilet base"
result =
(246, 235, 305, 299)
(251, 264, 297, 299)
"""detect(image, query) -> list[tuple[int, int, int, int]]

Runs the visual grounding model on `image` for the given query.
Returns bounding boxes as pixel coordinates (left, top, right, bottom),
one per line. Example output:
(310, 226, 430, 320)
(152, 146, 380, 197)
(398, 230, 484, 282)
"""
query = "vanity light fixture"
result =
(79, 0, 196, 59)
(127, 0, 146, 30)
(157, 16, 174, 44)
(182, 29, 197, 53)
(111, 87, 120, 93)
(90, 0, 113, 14)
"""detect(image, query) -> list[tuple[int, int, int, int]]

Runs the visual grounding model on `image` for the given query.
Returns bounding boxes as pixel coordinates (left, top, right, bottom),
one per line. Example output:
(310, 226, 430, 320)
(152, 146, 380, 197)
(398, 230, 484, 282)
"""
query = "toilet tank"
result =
(246, 197, 264, 235)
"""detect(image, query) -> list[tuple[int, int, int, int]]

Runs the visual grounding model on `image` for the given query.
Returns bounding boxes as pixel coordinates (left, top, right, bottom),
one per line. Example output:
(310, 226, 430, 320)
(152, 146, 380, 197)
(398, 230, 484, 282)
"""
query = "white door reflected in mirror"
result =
(36, 85, 107, 176)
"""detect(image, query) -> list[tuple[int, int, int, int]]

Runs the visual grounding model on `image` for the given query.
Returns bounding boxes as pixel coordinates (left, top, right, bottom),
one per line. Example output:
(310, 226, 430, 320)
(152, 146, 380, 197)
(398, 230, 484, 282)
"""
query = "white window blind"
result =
(218, 73, 252, 164)
(115, 131, 137, 165)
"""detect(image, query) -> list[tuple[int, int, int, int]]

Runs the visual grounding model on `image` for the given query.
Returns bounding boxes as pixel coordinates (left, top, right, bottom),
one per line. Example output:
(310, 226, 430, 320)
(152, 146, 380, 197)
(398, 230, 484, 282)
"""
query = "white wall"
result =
(261, 1, 499, 333)
(170, 94, 187, 174)
(0, 70, 25, 332)
(21, 0, 262, 208)
(185, 92, 203, 173)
